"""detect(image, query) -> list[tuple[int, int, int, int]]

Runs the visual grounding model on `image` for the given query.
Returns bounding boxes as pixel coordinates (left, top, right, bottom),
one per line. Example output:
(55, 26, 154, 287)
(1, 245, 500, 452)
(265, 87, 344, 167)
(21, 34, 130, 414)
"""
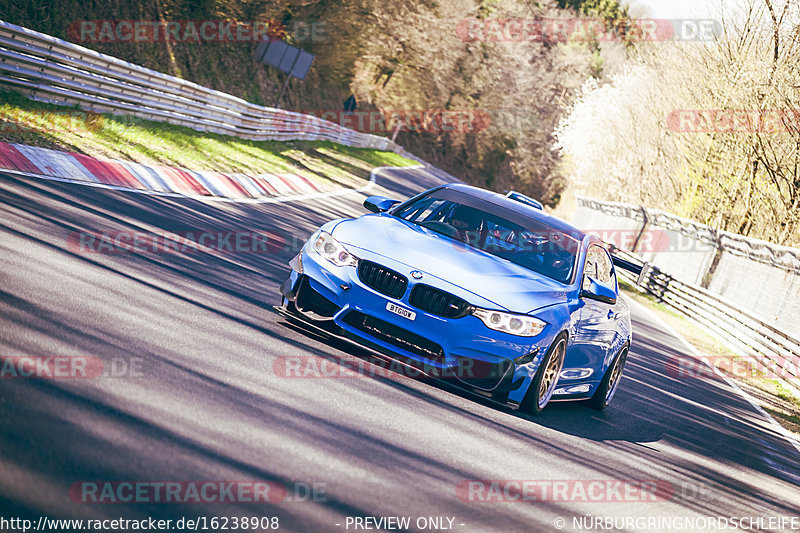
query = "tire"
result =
(588, 346, 628, 411)
(521, 334, 567, 415)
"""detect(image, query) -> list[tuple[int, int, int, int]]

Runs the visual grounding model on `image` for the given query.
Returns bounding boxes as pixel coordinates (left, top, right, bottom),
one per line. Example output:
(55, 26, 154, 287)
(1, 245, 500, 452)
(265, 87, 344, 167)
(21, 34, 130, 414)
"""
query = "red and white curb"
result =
(0, 141, 330, 201)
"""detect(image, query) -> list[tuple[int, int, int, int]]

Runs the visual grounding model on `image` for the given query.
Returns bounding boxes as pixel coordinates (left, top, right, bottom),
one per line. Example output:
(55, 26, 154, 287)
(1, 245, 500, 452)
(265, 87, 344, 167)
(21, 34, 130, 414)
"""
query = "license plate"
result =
(386, 302, 416, 321)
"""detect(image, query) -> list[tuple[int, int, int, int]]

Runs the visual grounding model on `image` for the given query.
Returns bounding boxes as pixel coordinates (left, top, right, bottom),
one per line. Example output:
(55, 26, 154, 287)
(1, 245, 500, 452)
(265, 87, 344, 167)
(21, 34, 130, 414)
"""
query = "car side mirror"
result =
(580, 277, 617, 305)
(363, 196, 400, 213)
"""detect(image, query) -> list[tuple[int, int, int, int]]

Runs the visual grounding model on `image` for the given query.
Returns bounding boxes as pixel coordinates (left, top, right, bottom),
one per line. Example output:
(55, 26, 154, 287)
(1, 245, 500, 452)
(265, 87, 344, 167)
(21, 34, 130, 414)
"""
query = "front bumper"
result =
(280, 244, 573, 406)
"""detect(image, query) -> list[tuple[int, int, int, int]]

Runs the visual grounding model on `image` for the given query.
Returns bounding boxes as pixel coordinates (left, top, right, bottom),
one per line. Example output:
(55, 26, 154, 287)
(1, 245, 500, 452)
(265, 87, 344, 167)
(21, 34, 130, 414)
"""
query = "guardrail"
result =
(0, 20, 399, 151)
(574, 197, 800, 389)
(615, 249, 800, 387)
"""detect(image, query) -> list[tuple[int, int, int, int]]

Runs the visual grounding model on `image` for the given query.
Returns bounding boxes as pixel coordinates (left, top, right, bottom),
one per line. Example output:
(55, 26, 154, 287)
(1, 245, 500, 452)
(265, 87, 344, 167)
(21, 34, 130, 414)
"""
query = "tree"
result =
(555, 0, 800, 245)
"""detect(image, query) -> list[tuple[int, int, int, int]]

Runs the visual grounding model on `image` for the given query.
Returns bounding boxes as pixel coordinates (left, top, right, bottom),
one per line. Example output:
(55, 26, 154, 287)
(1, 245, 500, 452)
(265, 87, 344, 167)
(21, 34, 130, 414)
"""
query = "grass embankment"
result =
(0, 91, 417, 189)
(619, 280, 800, 438)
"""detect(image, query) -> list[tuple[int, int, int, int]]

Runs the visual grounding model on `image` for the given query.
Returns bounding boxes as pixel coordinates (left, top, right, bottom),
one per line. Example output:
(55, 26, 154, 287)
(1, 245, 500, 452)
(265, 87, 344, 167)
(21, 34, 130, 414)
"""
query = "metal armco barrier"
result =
(574, 196, 800, 390)
(0, 20, 400, 151)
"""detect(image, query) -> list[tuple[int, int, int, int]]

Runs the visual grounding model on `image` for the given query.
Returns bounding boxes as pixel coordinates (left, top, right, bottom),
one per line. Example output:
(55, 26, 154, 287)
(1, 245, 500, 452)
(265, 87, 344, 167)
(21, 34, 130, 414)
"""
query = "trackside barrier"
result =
(0, 20, 400, 150)
(574, 196, 800, 389)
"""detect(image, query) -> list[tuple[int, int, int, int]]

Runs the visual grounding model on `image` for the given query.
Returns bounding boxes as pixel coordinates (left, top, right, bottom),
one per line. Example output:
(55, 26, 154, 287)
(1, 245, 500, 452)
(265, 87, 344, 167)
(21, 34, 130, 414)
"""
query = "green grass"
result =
(0, 91, 417, 188)
(755, 379, 800, 404)
(764, 407, 800, 428)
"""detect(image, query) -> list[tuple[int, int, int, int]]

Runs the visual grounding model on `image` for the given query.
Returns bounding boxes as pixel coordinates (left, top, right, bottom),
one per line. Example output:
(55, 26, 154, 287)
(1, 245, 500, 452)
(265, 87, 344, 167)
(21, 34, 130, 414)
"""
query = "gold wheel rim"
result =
(605, 350, 626, 402)
(537, 340, 565, 409)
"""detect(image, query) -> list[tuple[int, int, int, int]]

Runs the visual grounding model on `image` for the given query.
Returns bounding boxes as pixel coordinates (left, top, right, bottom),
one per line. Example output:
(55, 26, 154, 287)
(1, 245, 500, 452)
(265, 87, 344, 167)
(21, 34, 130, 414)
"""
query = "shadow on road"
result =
(1, 171, 799, 529)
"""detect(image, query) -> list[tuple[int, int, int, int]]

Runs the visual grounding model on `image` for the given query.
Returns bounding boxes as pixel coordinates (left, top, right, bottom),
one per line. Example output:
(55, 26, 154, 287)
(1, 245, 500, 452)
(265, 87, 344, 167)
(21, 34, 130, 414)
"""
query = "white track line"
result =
(625, 295, 800, 455)
(0, 165, 424, 204)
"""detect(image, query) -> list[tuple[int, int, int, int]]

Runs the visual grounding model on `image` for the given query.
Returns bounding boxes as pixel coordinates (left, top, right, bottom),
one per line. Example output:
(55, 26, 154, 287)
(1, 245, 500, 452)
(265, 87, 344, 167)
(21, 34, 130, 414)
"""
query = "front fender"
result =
(506, 303, 573, 404)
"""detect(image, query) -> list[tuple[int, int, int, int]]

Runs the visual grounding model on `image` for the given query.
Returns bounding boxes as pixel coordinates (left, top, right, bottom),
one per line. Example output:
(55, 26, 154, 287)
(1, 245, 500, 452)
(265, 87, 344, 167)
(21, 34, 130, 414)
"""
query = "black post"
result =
(274, 75, 291, 108)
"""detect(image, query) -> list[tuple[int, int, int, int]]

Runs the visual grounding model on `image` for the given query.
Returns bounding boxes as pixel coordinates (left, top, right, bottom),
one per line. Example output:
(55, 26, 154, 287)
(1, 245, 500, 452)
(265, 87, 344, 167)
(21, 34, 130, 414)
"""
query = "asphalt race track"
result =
(1, 168, 799, 533)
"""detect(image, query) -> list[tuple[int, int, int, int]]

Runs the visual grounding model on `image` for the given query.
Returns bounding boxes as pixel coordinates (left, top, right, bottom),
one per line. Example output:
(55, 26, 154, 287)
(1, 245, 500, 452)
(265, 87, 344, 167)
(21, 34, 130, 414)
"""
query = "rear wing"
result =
(611, 255, 652, 286)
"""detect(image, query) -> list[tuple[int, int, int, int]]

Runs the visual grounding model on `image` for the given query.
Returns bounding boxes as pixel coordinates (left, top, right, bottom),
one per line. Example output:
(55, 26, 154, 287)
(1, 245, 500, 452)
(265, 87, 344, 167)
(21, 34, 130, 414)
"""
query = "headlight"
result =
(313, 231, 358, 267)
(471, 308, 546, 337)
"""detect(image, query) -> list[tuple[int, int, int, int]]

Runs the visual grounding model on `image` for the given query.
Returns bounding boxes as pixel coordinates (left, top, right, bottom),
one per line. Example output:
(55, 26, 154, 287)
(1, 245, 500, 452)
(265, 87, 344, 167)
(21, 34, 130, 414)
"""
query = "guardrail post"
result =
(700, 231, 723, 289)
(643, 266, 669, 303)
(631, 205, 649, 255)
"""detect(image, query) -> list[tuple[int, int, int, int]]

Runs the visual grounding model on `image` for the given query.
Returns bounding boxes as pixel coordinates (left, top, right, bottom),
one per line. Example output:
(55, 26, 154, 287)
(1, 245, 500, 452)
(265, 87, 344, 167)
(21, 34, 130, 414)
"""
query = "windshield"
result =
(393, 188, 580, 284)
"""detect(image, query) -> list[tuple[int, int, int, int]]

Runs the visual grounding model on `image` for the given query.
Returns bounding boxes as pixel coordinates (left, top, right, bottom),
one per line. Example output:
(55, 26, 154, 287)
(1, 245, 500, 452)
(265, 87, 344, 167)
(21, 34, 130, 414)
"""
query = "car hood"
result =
(332, 214, 570, 313)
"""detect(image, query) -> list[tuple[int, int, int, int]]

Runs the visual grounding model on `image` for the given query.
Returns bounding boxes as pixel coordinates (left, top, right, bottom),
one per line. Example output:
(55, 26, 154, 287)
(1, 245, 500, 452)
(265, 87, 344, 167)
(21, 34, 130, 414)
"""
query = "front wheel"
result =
(521, 334, 567, 415)
(588, 346, 628, 411)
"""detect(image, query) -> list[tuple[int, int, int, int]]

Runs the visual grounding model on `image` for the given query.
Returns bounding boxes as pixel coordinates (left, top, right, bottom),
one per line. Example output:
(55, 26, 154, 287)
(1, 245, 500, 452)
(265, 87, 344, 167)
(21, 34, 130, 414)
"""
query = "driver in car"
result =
(448, 204, 485, 246)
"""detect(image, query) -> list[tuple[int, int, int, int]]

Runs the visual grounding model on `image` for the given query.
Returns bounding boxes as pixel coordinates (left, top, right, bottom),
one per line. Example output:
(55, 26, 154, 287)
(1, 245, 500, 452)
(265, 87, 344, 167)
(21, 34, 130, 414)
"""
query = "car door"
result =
(570, 244, 622, 376)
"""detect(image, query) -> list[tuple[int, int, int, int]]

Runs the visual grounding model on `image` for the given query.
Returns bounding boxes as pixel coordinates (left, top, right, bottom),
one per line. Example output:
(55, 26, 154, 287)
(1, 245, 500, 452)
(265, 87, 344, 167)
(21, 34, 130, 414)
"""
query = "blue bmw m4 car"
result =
(279, 183, 638, 413)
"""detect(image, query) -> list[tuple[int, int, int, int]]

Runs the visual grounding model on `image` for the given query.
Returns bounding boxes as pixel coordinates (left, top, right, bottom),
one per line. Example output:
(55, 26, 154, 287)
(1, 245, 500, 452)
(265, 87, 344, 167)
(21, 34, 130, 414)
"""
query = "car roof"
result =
(441, 183, 587, 240)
